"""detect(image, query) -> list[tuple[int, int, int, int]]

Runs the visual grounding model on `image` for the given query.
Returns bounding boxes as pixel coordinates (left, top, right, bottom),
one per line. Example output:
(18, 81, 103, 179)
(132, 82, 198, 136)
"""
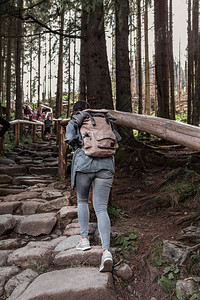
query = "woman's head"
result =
(72, 100, 90, 114)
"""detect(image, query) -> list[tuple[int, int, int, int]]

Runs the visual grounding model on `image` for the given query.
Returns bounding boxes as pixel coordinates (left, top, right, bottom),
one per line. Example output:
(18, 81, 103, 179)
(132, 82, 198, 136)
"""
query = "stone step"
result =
(0, 188, 26, 196)
(0, 165, 27, 176)
(29, 166, 58, 175)
(15, 267, 116, 300)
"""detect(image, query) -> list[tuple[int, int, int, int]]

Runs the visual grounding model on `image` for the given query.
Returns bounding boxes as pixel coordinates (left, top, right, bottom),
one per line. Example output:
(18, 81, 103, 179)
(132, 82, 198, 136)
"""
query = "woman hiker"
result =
(65, 100, 121, 272)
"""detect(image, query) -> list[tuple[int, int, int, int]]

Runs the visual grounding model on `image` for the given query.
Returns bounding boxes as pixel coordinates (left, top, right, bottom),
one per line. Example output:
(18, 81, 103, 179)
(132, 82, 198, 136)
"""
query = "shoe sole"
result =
(76, 246, 91, 251)
(99, 258, 113, 272)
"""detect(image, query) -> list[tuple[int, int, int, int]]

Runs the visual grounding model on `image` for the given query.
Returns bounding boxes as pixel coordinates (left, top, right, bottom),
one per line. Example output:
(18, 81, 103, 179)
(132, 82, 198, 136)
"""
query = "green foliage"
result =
(114, 228, 139, 257)
(158, 264, 179, 299)
(150, 240, 168, 268)
(176, 113, 187, 124)
(164, 168, 200, 206)
(107, 205, 124, 220)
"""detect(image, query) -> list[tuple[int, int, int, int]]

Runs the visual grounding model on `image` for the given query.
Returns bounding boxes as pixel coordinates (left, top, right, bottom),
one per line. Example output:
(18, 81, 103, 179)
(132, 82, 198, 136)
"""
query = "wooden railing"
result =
(57, 118, 70, 180)
(0, 119, 44, 156)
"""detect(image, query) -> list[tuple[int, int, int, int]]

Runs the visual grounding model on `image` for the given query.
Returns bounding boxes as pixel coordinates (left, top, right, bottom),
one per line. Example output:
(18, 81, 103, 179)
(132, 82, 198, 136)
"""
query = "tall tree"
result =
(192, 0, 199, 125)
(137, 0, 142, 114)
(115, 0, 132, 113)
(154, 0, 169, 118)
(187, 0, 192, 124)
(82, 0, 113, 109)
(168, 0, 175, 119)
(55, 10, 64, 118)
(144, 0, 150, 115)
(15, 0, 23, 120)
(6, 17, 13, 120)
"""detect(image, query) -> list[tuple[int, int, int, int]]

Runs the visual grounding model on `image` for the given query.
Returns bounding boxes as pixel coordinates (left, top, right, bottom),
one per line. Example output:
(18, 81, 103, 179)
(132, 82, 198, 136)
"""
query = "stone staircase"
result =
(0, 140, 118, 300)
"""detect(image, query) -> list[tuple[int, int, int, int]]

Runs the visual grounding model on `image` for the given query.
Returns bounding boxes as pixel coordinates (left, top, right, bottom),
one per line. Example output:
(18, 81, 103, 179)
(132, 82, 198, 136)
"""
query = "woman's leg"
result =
(92, 170, 114, 251)
(76, 172, 94, 238)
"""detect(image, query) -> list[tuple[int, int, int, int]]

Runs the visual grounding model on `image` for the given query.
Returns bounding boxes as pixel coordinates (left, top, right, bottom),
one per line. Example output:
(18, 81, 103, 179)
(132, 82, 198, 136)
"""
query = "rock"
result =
(0, 250, 13, 266)
(7, 243, 52, 268)
(13, 176, 52, 186)
(0, 165, 27, 176)
(15, 213, 57, 236)
(17, 267, 116, 300)
(0, 188, 26, 196)
(0, 174, 12, 184)
(41, 190, 63, 200)
(64, 222, 80, 236)
(4, 269, 38, 300)
(0, 266, 19, 296)
(0, 238, 22, 250)
(38, 197, 71, 213)
(176, 280, 195, 300)
(0, 214, 16, 236)
(162, 240, 188, 264)
(53, 246, 102, 267)
(0, 202, 21, 214)
(29, 167, 58, 175)
(0, 158, 16, 165)
(115, 263, 133, 280)
(2, 191, 40, 202)
(21, 201, 41, 215)
(54, 235, 81, 252)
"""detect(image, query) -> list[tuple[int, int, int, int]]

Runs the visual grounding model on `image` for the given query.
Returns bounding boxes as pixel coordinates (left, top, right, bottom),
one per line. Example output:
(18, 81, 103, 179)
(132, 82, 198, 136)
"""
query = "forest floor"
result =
(73, 137, 200, 300)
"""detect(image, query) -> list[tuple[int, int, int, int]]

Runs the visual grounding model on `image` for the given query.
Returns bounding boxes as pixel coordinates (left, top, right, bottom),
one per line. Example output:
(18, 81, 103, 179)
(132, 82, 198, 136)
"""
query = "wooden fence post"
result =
(58, 122, 67, 180)
(32, 124, 36, 143)
(15, 122, 20, 145)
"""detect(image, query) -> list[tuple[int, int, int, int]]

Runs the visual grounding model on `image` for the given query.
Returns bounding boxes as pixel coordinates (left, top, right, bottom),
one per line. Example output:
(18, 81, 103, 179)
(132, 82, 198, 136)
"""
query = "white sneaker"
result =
(76, 238, 91, 251)
(99, 250, 113, 272)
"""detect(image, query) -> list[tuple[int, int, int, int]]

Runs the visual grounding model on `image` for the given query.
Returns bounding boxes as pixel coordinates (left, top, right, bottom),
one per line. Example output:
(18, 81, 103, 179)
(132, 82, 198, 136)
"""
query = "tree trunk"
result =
(55, 10, 64, 118)
(137, 0, 142, 114)
(15, 0, 23, 120)
(187, 0, 192, 124)
(49, 32, 52, 107)
(115, 0, 132, 113)
(168, 0, 175, 120)
(6, 17, 12, 121)
(37, 33, 41, 108)
(154, 0, 169, 119)
(192, 0, 199, 125)
(79, 6, 87, 101)
(109, 109, 200, 151)
(83, 0, 113, 109)
(144, 0, 150, 115)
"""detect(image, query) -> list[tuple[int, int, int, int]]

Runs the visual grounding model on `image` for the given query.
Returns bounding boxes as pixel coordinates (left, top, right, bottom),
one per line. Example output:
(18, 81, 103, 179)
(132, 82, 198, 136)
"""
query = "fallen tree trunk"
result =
(109, 110, 200, 151)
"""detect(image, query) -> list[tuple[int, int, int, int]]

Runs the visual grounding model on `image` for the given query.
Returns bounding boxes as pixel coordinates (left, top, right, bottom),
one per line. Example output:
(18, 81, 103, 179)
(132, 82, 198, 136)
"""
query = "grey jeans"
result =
(76, 170, 114, 251)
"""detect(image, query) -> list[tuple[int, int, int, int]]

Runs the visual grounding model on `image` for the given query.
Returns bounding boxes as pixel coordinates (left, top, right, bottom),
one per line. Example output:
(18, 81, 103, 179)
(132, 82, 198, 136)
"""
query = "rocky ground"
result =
(0, 137, 200, 300)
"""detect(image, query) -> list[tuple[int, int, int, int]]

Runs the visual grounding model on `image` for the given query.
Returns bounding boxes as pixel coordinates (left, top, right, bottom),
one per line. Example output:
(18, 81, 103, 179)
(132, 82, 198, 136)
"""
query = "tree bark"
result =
(109, 110, 200, 151)
(144, 0, 150, 115)
(187, 0, 192, 124)
(83, 0, 113, 109)
(154, 0, 169, 119)
(55, 10, 64, 118)
(15, 0, 23, 120)
(192, 0, 199, 125)
(168, 0, 175, 120)
(137, 0, 142, 114)
(6, 17, 12, 121)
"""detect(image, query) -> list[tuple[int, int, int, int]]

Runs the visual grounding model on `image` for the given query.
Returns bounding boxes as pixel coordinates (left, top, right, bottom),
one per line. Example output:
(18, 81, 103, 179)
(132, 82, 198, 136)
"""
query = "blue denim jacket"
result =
(65, 120, 120, 188)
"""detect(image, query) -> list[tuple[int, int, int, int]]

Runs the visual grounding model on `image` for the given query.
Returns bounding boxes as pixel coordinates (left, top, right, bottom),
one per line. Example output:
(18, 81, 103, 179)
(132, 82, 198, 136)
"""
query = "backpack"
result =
(80, 110, 118, 157)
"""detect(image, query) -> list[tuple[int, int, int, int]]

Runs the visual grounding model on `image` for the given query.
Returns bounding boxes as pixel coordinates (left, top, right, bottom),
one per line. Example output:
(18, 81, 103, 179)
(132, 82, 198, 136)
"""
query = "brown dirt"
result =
(107, 142, 200, 300)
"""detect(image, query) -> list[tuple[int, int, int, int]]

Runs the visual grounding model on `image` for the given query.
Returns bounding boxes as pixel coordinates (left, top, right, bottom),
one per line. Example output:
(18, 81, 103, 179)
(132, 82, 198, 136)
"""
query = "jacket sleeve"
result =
(64, 120, 82, 150)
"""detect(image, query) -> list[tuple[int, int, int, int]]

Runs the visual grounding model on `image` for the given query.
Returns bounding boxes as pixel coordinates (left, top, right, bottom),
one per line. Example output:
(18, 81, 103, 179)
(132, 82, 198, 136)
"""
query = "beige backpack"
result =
(80, 110, 118, 157)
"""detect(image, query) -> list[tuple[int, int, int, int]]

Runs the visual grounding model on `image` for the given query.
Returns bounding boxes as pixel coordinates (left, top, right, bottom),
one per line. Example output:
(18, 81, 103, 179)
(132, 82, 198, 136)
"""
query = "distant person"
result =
(44, 115, 52, 141)
(37, 107, 41, 120)
(24, 105, 32, 117)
